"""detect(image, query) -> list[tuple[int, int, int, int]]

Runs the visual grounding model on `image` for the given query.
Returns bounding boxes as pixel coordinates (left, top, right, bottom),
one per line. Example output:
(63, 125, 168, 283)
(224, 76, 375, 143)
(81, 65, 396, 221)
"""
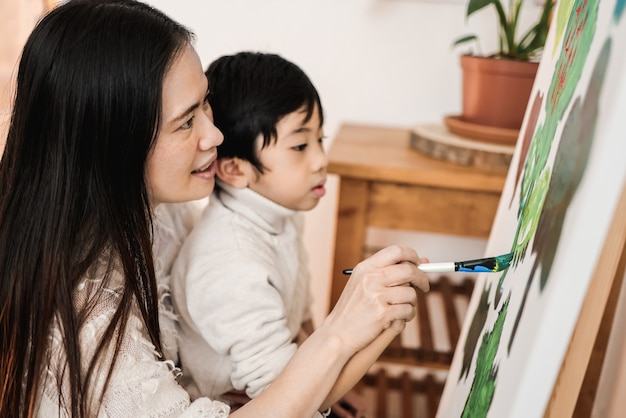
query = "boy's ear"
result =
(216, 157, 252, 189)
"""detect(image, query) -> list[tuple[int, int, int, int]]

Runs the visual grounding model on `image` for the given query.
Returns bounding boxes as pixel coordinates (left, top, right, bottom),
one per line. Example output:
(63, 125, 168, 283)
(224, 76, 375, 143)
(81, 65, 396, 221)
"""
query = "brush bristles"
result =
(494, 252, 514, 272)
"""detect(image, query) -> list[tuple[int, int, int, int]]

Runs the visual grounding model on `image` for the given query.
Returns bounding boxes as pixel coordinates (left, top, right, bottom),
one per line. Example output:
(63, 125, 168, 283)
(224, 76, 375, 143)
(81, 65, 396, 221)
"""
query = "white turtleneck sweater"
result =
(170, 180, 313, 402)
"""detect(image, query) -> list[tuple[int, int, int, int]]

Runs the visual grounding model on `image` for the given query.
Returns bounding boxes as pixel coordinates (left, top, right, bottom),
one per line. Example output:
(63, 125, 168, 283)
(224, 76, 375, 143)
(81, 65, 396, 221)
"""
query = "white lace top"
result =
(36, 267, 230, 417)
(36, 201, 230, 417)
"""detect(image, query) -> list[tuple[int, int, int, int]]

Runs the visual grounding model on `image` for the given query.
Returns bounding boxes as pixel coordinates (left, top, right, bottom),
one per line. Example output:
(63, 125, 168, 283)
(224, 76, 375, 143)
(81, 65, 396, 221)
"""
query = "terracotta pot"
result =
(461, 55, 539, 130)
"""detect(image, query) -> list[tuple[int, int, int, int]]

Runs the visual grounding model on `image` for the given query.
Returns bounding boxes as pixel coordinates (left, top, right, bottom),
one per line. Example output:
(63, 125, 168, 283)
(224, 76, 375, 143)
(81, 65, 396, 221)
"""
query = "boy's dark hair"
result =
(206, 51, 324, 173)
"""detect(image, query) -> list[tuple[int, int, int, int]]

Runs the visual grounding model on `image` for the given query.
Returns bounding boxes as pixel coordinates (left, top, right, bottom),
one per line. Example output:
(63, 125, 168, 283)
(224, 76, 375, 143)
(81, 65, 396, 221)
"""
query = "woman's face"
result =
(146, 45, 223, 206)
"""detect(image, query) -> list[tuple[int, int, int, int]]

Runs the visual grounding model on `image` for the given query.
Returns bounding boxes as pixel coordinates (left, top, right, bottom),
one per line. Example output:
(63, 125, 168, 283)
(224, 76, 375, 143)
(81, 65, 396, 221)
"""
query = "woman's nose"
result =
(199, 112, 223, 151)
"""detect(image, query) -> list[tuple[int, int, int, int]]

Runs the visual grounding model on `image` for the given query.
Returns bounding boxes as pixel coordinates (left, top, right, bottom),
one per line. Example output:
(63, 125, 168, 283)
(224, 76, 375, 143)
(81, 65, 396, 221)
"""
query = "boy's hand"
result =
(330, 389, 367, 418)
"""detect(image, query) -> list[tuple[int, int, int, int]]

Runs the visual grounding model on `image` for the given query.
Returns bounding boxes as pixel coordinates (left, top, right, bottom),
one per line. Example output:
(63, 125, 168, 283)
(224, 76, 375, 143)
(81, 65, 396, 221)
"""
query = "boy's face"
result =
(248, 105, 327, 211)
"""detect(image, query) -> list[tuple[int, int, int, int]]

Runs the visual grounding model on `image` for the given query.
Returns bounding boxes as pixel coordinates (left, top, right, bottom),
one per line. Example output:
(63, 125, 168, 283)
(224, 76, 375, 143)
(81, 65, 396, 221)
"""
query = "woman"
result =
(0, 1, 429, 417)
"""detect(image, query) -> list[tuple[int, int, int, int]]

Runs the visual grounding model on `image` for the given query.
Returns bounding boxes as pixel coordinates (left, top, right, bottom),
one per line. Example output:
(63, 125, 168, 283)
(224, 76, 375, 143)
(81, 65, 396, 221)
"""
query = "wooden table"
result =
(328, 123, 509, 308)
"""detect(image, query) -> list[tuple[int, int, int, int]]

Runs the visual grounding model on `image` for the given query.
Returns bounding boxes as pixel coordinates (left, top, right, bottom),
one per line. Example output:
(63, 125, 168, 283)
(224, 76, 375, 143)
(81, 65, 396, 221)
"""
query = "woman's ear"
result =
(216, 158, 252, 189)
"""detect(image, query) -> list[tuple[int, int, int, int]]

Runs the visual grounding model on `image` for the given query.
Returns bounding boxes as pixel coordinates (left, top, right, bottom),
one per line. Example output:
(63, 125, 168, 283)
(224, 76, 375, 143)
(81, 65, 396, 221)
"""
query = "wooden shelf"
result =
(360, 371, 445, 418)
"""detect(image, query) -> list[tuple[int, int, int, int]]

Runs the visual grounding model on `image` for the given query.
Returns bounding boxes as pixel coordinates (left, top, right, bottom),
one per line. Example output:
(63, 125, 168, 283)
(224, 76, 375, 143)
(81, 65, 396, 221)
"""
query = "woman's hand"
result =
(322, 245, 430, 354)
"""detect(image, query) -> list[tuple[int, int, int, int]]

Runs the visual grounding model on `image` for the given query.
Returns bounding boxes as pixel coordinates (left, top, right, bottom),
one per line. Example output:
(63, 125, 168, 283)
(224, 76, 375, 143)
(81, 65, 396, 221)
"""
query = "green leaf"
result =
(517, 0, 553, 57)
(492, 0, 511, 54)
(453, 34, 478, 47)
(467, 0, 496, 17)
(460, 0, 552, 61)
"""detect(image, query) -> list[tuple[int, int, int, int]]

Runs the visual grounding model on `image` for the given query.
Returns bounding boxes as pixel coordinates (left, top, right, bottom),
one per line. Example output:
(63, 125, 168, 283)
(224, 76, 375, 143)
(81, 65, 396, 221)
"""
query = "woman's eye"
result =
(292, 144, 307, 152)
(181, 117, 194, 130)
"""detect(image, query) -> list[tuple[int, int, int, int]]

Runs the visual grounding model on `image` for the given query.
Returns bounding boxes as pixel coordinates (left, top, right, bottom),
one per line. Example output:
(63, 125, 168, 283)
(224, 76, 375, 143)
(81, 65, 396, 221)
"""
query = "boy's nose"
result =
(312, 146, 328, 172)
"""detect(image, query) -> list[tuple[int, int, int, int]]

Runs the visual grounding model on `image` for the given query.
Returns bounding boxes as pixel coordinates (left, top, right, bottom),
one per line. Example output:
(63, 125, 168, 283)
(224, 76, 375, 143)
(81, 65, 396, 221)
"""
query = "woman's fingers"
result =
(385, 302, 417, 325)
(378, 261, 431, 292)
(388, 319, 407, 333)
(377, 286, 419, 325)
(355, 262, 430, 293)
(325, 245, 431, 352)
(350, 245, 430, 292)
(351, 245, 418, 272)
(382, 283, 418, 307)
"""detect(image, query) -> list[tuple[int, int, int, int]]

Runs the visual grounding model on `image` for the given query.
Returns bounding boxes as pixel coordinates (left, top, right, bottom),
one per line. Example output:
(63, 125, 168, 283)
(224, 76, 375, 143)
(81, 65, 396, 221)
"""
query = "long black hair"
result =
(0, 1, 193, 416)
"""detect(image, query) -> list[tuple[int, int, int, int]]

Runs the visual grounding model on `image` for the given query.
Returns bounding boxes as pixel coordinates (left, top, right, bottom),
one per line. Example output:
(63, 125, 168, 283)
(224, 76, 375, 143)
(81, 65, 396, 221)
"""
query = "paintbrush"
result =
(342, 252, 513, 275)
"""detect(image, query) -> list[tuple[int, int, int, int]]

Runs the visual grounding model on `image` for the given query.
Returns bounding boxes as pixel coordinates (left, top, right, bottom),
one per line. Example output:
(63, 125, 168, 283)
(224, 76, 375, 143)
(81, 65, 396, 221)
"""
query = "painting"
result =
(436, 0, 626, 416)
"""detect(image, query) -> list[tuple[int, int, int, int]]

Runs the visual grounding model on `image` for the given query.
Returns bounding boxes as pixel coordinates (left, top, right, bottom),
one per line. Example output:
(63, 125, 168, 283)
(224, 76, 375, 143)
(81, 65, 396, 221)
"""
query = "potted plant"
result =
(451, 0, 554, 135)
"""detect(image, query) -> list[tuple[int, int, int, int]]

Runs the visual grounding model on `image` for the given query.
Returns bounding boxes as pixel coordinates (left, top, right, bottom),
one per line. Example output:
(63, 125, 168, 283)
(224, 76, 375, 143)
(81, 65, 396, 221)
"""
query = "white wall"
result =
(0, 0, 45, 150)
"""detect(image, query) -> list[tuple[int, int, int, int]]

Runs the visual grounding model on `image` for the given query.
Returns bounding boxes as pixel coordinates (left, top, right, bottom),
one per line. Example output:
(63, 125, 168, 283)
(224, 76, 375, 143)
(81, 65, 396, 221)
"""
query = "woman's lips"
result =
(192, 160, 216, 179)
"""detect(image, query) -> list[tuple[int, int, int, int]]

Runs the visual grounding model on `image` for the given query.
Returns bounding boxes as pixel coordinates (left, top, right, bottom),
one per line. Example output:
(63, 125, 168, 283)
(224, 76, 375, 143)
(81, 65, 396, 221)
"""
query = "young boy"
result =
(170, 52, 365, 417)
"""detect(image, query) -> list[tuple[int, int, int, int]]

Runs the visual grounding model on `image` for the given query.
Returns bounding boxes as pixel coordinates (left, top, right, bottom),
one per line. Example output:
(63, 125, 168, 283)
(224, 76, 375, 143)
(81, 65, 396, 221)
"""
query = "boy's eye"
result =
(292, 144, 307, 151)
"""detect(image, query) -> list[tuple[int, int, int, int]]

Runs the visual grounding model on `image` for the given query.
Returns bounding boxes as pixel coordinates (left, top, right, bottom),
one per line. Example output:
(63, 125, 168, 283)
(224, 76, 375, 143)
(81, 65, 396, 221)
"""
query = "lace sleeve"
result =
(38, 275, 230, 418)
(97, 312, 231, 417)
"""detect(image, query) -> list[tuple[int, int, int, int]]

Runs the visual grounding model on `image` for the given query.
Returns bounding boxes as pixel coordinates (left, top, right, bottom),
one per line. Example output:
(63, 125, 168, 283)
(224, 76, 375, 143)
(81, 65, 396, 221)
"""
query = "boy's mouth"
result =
(312, 182, 326, 198)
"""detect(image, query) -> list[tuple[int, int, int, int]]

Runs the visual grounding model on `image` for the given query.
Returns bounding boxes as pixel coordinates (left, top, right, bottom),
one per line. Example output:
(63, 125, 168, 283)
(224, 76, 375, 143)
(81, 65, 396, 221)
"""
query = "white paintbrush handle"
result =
(418, 262, 456, 273)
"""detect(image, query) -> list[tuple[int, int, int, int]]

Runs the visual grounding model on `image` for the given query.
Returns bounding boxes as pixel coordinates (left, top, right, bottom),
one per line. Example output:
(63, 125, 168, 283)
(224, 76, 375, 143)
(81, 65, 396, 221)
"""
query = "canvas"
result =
(436, 0, 626, 416)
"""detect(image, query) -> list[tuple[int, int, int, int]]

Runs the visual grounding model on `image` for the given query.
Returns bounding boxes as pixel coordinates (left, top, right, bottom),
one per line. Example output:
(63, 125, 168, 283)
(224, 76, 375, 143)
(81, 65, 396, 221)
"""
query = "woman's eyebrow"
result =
(169, 87, 209, 125)
(169, 102, 200, 124)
